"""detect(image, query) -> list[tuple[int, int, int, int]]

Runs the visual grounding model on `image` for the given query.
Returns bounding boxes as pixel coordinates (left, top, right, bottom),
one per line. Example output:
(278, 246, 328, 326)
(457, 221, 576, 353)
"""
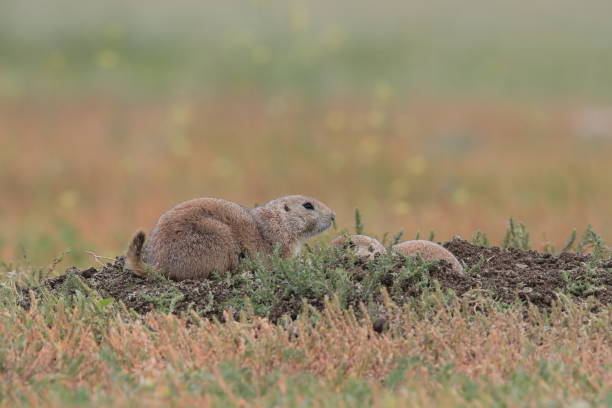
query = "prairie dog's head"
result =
(265, 195, 336, 240)
(331, 234, 387, 259)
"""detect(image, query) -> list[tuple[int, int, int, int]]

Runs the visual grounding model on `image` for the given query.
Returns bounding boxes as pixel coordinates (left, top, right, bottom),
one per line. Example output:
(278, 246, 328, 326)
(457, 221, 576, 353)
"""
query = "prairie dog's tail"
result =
(125, 230, 147, 277)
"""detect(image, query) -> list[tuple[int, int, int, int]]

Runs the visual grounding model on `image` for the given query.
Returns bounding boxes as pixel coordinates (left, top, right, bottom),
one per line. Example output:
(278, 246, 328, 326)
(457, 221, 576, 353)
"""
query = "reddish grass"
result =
(1, 96, 610, 266)
(1, 293, 609, 406)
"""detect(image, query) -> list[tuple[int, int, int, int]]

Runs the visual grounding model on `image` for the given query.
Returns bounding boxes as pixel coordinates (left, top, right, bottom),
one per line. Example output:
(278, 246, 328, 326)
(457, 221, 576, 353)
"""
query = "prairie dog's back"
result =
(145, 198, 263, 252)
(393, 240, 464, 275)
(143, 198, 264, 280)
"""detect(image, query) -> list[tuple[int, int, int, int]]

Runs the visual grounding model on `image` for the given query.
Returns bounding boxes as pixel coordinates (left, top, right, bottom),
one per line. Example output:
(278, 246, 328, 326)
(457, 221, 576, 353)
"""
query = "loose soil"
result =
(21, 239, 611, 322)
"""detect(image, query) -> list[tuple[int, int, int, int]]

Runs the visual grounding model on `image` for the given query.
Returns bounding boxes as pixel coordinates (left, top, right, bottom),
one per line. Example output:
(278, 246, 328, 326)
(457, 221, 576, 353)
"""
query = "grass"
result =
(2, 1, 612, 269)
(0, 266, 610, 407)
(1, 214, 611, 406)
(503, 217, 530, 251)
(560, 225, 611, 298)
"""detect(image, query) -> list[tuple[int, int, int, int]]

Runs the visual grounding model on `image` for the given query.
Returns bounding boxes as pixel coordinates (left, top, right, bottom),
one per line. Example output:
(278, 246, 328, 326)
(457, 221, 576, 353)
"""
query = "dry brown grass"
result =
(1, 291, 610, 407)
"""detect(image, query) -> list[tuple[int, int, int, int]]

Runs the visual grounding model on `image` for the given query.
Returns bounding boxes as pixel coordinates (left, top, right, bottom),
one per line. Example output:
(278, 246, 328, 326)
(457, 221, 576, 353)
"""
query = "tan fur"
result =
(392, 240, 464, 275)
(330, 234, 387, 259)
(125, 230, 147, 276)
(125, 195, 335, 280)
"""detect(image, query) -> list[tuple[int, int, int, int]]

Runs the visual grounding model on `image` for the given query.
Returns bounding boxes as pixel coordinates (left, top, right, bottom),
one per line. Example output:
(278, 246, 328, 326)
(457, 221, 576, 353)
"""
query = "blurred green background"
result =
(2, 0, 612, 99)
(1, 0, 611, 269)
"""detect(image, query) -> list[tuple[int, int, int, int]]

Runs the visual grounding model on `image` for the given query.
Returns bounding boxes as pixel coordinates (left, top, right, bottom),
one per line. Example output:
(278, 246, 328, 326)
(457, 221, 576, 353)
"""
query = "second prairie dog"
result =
(331, 235, 464, 274)
(126, 195, 335, 280)
(393, 240, 464, 274)
(330, 234, 387, 259)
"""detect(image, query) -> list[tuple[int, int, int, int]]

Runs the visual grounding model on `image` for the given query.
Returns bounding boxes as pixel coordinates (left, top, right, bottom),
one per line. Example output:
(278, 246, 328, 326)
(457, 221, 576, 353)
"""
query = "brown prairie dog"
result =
(126, 195, 335, 280)
(393, 240, 464, 275)
(330, 234, 387, 259)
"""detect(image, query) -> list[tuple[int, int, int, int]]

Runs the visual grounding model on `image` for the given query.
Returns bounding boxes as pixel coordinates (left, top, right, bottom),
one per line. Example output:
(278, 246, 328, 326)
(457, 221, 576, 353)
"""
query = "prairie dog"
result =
(330, 234, 387, 259)
(126, 195, 335, 280)
(393, 240, 464, 274)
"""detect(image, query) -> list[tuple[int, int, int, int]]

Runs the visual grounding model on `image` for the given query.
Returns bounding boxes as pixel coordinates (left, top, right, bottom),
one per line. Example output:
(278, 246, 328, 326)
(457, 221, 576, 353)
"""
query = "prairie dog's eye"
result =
(303, 202, 314, 210)
(284, 204, 290, 212)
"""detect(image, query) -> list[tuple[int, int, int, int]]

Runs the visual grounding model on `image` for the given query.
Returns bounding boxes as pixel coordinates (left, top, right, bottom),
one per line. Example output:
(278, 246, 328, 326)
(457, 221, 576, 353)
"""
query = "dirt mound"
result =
(444, 239, 611, 306)
(22, 239, 611, 321)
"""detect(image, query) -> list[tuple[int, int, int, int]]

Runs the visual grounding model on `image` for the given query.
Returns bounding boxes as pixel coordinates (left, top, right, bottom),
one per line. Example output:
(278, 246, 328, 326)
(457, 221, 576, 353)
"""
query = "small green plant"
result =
(575, 225, 610, 260)
(390, 254, 434, 297)
(60, 269, 98, 301)
(503, 217, 530, 250)
(235, 244, 355, 317)
(354, 208, 365, 235)
(561, 229, 577, 253)
(390, 230, 404, 247)
(558, 227, 609, 297)
(144, 264, 175, 284)
(380, 230, 405, 247)
(543, 242, 556, 254)
(140, 289, 185, 314)
(463, 254, 486, 276)
(470, 231, 489, 247)
(560, 270, 603, 297)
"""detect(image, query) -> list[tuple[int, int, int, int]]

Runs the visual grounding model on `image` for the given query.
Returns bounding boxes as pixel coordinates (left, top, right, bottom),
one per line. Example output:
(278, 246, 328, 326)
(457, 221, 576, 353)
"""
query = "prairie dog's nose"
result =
(331, 213, 336, 221)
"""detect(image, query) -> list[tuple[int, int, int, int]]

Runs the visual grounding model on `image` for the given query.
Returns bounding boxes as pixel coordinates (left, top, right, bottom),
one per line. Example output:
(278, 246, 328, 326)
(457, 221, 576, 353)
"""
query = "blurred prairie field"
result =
(1, 98, 611, 267)
(1, 0, 612, 267)
(2, 0, 612, 99)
